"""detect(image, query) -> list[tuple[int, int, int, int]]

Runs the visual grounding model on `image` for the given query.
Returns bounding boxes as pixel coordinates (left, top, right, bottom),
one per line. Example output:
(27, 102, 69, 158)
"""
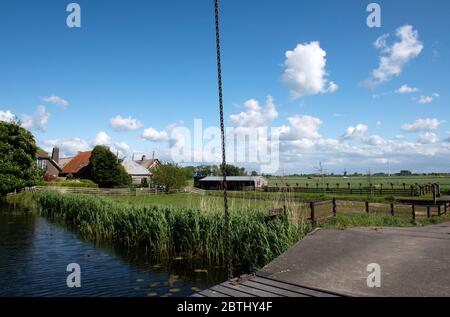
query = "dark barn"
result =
(196, 176, 268, 191)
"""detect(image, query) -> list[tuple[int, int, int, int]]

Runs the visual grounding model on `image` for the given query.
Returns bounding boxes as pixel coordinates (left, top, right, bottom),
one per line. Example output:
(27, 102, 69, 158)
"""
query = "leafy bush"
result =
(90, 146, 131, 188)
(38, 179, 99, 188)
(0, 120, 40, 196)
(153, 163, 188, 193)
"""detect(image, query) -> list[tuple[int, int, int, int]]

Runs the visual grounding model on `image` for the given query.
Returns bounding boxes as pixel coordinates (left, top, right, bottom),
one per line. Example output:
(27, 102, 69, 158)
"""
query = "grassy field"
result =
(267, 175, 450, 191)
(111, 193, 298, 213)
(320, 212, 450, 230)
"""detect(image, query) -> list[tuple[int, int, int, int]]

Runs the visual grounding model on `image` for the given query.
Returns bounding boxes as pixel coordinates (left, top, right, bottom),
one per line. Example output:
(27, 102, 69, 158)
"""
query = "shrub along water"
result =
(20, 191, 310, 271)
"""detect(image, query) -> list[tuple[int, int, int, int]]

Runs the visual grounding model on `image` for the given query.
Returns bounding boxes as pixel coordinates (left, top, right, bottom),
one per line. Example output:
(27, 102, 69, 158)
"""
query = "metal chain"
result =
(214, 0, 232, 279)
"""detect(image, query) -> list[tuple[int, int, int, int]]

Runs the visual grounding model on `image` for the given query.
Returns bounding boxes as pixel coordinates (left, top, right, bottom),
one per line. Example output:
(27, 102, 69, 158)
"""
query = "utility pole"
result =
(387, 160, 391, 177)
(314, 162, 325, 194)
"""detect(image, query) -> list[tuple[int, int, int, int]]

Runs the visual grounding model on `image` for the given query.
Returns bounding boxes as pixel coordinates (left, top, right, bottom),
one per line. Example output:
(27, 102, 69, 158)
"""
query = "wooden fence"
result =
(13, 186, 185, 196)
(268, 198, 450, 226)
(265, 183, 436, 197)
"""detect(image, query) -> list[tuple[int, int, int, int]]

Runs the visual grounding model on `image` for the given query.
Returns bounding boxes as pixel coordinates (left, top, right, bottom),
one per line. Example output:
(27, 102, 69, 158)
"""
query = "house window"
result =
(37, 159, 47, 170)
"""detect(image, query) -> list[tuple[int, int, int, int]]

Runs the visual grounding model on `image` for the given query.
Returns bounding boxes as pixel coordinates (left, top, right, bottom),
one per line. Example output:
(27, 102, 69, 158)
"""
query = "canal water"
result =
(0, 202, 227, 297)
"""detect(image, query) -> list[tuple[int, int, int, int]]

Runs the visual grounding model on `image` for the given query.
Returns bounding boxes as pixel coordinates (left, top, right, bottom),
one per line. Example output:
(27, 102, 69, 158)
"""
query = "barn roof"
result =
(122, 159, 152, 176)
(62, 151, 92, 174)
(36, 149, 49, 159)
(135, 159, 160, 170)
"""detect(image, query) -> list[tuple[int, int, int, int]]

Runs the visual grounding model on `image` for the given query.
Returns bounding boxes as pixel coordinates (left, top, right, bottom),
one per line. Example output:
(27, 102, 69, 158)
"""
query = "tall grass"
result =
(17, 191, 310, 271)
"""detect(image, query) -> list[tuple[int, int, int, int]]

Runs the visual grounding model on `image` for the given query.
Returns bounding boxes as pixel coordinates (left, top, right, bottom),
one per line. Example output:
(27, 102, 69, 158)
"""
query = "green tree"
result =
(0, 120, 40, 196)
(90, 146, 131, 188)
(183, 166, 195, 179)
(152, 163, 188, 193)
(398, 170, 413, 176)
(218, 164, 247, 176)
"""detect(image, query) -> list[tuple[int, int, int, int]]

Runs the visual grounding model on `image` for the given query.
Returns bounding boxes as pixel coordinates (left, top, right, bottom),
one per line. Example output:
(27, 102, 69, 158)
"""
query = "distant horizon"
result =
(1, 1, 449, 174)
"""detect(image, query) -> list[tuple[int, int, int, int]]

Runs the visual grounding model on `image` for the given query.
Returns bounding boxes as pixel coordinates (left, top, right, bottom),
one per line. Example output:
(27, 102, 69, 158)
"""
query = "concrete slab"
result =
(261, 223, 450, 297)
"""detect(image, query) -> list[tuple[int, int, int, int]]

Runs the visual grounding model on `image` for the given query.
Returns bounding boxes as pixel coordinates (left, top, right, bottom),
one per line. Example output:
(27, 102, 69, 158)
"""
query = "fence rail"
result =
(268, 198, 450, 226)
(265, 183, 437, 197)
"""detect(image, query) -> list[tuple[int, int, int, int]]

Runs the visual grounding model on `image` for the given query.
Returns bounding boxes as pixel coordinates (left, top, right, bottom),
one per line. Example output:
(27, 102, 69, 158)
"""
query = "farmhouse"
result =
(135, 155, 161, 172)
(36, 148, 62, 178)
(60, 151, 92, 179)
(196, 176, 268, 191)
(121, 158, 152, 185)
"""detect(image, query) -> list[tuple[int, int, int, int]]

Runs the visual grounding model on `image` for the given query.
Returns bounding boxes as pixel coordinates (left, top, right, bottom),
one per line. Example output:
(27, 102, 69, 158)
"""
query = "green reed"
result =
(15, 191, 310, 271)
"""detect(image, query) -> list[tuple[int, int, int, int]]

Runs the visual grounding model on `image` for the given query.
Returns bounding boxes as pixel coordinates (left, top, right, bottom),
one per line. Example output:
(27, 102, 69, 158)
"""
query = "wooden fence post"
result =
(445, 203, 448, 216)
(390, 203, 394, 216)
(427, 206, 431, 218)
(412, 205, 416, 221)
(365, 201, 370, 214)
(310, 202, 316, 227)
(332, 198, 337, 217)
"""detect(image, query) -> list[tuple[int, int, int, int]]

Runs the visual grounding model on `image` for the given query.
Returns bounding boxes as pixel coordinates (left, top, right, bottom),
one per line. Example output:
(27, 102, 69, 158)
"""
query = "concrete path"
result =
(260, 222, 450, 297)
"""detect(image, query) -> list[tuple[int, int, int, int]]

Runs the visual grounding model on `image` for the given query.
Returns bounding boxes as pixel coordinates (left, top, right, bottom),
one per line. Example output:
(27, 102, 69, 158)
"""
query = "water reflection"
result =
(0, 202, 227, 297)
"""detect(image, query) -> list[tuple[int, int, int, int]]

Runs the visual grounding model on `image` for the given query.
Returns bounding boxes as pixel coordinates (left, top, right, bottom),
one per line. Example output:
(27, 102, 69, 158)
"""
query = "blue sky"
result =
(1, 0, 449, 174)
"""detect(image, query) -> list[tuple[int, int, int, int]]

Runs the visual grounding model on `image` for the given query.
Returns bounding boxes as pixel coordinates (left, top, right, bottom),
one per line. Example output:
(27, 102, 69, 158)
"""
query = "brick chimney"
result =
(51, 147, 60, 163)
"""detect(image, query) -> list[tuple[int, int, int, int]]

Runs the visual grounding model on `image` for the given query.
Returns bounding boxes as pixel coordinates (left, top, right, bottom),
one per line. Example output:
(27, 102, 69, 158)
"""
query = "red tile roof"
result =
(37, 149, 49, 159)
(62, 151, 92, 174)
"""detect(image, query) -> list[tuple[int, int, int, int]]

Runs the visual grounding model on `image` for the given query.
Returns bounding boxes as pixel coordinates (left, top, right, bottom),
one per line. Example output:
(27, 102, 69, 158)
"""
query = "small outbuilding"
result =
(121, 159, 152, 186)
(196, 176, 268, 191)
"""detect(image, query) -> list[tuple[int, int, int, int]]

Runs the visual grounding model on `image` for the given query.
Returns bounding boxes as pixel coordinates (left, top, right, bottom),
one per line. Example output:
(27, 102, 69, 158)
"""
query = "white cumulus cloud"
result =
(21, 105, 50, 132)
(109, 115, 143, 132)
(395, 84, 419, 94)
(365, 25, 423, 88)
(343, 124, 369, 140)
(92, 131, 112, 146)
(115, 142, 131, 156)
(42, 95, 69, 109)
(230, 96, 278, 127)
(141, 127, 169, 142)
(41, 138, 90, 156)
(282, 42, 338, 98)
(417, 132, 438, 144)
(0, 110, 16, 122)
(401, 118, 443, 132)
(276, 114, 323, 141)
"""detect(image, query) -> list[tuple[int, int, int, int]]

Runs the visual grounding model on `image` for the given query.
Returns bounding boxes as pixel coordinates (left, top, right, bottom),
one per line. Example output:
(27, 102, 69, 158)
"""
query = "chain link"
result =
(214, 0, 232, 279)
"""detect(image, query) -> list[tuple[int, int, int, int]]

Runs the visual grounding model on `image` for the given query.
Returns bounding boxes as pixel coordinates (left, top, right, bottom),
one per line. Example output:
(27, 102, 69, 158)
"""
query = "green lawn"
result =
(110, 192, 294, 213)
(320, 212, 450, 230)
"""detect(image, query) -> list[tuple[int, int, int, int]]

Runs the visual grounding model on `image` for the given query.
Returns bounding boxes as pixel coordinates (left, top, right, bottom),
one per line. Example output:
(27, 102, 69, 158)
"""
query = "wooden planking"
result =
(210, 285, 255, 297)
(252, 276, 339, 297)
(196, 275, 341, 297)
(242, 280, 307, 297)
(219, 282, 282, 297)
(198, 289, 230, 297)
